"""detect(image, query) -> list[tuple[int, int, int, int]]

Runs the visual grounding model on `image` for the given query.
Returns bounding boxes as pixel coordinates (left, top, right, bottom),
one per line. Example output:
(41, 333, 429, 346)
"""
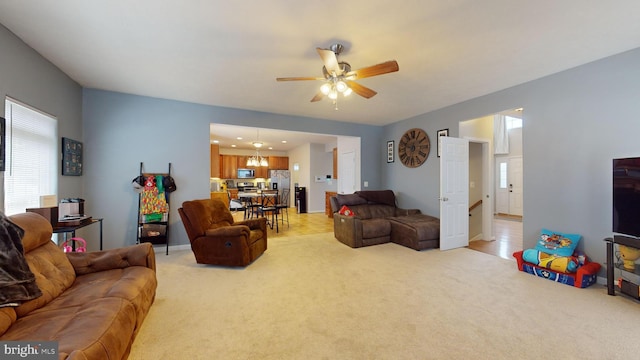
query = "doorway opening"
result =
(462, 108, 524, 260)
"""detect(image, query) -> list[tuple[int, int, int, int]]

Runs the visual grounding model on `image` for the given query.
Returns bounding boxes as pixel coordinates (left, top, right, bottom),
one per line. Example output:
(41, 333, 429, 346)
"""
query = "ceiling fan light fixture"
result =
(336, 80, 348, 93)
(276, 43, 399, 107)
(320, 83, 331, 95)
(245, 129, 269, 167)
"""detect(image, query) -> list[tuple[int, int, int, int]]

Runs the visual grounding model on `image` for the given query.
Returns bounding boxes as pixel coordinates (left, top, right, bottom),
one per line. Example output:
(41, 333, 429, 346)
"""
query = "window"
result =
(4, 98, 58, 215)
(499, 162, 508, 189)
(505, 116, 522, 130)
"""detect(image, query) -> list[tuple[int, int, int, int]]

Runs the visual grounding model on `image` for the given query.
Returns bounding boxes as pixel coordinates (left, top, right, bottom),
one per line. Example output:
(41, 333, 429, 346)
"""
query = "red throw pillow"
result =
(339, 205, 354, 216)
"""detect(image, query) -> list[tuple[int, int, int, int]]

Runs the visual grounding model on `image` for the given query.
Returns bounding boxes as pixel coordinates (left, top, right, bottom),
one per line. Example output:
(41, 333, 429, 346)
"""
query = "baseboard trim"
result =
(152, 243, 191, 253)
(469, 233, 484, 242)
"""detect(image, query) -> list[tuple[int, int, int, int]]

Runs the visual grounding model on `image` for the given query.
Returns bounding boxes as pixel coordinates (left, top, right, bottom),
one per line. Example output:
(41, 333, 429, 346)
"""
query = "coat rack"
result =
(136, 162, 173, 255)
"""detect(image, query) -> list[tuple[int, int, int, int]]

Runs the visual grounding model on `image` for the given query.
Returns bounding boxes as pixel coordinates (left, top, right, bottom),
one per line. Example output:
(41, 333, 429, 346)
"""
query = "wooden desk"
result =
(53, 218, 104, 250)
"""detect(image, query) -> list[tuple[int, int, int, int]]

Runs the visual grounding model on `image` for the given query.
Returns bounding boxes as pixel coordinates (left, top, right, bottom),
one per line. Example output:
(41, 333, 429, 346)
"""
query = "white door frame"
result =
(464, 136, 494, 241)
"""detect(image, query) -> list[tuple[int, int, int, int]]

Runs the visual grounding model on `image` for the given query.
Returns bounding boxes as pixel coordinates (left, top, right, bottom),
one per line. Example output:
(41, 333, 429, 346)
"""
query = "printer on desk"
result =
(59, 198, 85, 218)
(58, 198, 91, 225)
(26, 198, 90, 227)
(25, 198, 90, 227)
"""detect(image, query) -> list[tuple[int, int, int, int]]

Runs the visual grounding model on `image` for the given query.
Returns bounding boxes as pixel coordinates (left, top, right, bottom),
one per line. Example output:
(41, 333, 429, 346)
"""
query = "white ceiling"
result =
(210, 123, 338, 151)
(1, 1, 640, 132)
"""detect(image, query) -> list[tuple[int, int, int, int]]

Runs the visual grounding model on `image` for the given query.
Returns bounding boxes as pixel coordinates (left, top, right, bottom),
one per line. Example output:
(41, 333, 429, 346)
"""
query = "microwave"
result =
(237, 169, 255, 179)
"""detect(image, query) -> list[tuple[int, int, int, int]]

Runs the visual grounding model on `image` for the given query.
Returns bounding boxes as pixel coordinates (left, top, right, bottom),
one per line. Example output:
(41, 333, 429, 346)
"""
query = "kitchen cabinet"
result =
(325, 191, 337, 218)
(333, 148, 338, 179)
(236, 156, 248, 169)
(268, 156, 289, 170)
(220, 155, 238, 179)
(210, 144, 220, 178)
(254, 166, 268, 178)
(237, 155, 268, 178)
(219, 155, 289, 179)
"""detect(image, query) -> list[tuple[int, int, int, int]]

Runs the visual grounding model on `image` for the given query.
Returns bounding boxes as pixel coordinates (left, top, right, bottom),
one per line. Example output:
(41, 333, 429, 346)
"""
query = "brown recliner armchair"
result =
(178, 199, 267, 266)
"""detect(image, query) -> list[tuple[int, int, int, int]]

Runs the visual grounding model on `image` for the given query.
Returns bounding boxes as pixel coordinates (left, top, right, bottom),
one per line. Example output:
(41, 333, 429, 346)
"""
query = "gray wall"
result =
(5, 18, 640, 269)
(82, 89, 384, 249)
(384, 47, 640, 268)
(0, 24, 83, 209)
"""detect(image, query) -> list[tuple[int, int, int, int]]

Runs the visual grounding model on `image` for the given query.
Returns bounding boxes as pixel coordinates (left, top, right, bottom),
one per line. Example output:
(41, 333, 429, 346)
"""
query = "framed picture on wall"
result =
(437, 128, 449, 157)
(62, 137, 83, 176)
(387, 140, 394, 163)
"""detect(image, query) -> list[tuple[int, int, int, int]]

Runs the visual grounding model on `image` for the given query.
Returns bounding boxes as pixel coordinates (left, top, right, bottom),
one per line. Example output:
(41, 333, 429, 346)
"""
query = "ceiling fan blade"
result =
(310, 92, 324, 102)
(316, 47, 341, 75)
(276, 76, 324, 81)
(346, 81, 377, 99)
(346, 60, 399, 80)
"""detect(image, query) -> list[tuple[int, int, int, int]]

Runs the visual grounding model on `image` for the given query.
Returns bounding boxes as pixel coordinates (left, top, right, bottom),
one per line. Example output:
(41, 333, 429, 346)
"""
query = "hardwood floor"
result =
(234, 209, 522, 260)
(467, 217, 523, 260)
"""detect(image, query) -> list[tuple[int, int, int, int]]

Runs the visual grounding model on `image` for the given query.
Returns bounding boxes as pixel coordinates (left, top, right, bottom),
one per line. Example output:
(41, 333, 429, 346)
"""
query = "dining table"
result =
(237, 191, 279, 223)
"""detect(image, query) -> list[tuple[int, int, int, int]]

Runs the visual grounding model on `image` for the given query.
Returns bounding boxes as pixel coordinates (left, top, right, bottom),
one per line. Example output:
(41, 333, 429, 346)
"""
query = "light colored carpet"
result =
(129, 232, 640, 360)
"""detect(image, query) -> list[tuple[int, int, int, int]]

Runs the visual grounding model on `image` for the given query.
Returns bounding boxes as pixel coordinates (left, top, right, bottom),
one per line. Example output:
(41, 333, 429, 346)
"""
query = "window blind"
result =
(4, 98, 57, 215)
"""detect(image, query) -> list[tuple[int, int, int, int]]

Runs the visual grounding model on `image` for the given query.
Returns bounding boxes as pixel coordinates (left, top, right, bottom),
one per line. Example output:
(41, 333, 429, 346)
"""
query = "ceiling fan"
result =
(276, 43, 399, 105)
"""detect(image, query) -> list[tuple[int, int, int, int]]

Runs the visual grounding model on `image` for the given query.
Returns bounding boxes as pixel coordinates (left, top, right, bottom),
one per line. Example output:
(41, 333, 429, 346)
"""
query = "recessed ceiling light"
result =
(236, 137, 243, 140)
(231, 144, 236, 148)
(281, 140, 287, 144)
(212, 140, 219, 143)
(268, 147, 273, 150)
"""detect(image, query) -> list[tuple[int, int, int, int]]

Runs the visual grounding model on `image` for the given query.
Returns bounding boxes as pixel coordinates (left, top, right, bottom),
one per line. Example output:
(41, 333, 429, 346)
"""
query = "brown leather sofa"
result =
(331, 190, 440, 250)
(178, 198, 267, 266)
(0, 212, 157, 360)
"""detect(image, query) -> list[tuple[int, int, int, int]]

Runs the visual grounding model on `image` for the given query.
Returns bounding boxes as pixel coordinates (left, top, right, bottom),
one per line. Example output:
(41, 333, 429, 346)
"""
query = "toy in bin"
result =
(62, 237, 86, 253)
(617, 278, 640, 300)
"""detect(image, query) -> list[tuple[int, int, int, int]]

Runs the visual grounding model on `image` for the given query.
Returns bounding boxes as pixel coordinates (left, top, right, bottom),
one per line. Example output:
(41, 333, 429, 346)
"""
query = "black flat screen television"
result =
(613, 157, 640, 239)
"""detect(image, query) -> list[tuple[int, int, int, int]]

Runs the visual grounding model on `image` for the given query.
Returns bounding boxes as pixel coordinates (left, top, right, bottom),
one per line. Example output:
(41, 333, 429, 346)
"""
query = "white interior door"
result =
(508, 156, 523, 216)
(338, 151, 356, 194)
(440, 137, 469, 250)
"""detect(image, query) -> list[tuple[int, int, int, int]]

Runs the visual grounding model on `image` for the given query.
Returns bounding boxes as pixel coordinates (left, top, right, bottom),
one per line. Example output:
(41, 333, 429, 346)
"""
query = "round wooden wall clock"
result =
(398, 128, 430, 168)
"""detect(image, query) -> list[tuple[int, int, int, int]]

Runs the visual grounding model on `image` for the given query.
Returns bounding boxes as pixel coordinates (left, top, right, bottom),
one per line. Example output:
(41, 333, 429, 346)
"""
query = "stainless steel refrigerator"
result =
(269, 170, 290, 191)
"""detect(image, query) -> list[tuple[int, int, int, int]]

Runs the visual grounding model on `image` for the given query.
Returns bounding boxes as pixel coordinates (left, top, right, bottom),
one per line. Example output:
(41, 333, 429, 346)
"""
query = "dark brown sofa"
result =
(178, 198, 267, 266)
(331, 190, 440, 250)
(0, 212, 157, 360)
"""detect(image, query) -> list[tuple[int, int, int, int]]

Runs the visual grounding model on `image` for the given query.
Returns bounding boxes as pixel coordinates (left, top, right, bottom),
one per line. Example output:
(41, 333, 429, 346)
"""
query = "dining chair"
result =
(275, 188, 290, 228)
(243, 189, 261, 219)
(259, 189, 279, 232)
(228, 190, 246, 217)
